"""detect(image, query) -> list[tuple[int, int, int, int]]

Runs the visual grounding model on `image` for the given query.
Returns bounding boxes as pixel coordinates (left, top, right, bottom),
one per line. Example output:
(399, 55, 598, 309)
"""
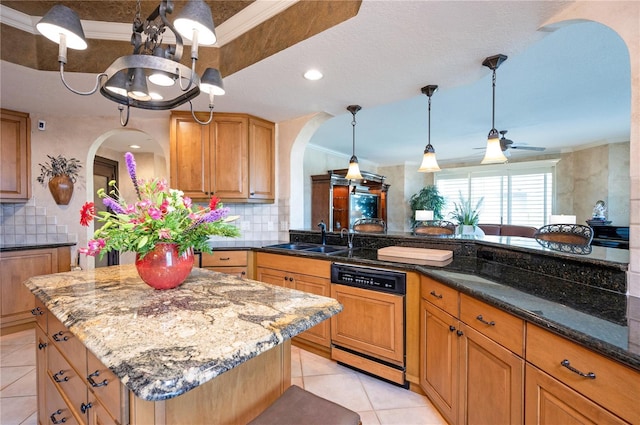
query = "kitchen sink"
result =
(266, 243, 318, 251)
(264, 243, 349, 255)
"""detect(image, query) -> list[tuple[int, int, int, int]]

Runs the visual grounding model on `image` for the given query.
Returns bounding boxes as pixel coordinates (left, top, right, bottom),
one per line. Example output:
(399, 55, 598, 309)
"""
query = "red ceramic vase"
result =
(135, 243, 194, 290)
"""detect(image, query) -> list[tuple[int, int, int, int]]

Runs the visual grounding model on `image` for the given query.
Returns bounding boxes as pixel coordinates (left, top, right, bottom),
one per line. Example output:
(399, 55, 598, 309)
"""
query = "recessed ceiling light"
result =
(304, 69, 323, 81)
(129, 144, 141, 149)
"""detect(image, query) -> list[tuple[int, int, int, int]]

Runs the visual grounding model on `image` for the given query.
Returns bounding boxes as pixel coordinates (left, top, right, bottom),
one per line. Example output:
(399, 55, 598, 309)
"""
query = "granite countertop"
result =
(0, 242, 76, 252)
(24, 265, 342, 401)
(258, 245, 640, 372)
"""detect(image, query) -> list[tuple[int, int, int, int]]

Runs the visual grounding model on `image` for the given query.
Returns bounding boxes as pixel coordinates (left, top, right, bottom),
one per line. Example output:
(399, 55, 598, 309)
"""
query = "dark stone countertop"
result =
(258, 236, 639, 373)
(0, 242, 76, 252)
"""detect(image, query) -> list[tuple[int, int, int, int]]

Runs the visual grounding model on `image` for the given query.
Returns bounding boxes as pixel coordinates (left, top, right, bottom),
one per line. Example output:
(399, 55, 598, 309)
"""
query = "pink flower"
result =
(147, 207, 163, 220)
(183, 197, 192, 209)
(158, 228, 171, 239)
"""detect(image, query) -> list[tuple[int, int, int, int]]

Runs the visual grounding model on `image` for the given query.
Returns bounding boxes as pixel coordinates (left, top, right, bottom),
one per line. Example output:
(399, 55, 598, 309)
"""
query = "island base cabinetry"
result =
(200, 250, 251, 278)
(130, 341, 291, 425)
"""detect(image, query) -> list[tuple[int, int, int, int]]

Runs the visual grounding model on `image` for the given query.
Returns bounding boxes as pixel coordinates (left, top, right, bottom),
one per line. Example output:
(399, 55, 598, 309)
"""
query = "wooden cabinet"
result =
(0, 246, 71, 332)
(311, 170, 389, 231)
(36, 304, 126, 425)
(201, 250, 250, 278)
(420, 299, 459, 424)
(1, 108, 31, 202)
(525, 324, 639, 424)
(256, 253, 331, 348)
(419, 276, 524, 425)
(170, 112, 274, 203)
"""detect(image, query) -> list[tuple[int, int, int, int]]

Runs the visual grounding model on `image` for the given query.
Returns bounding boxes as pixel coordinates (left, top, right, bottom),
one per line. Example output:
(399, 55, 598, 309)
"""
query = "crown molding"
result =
(0, 0, 299, 47)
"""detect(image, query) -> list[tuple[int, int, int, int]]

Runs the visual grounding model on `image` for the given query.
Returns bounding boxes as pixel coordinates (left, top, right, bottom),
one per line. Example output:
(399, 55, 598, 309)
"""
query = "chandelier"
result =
(36, 0, 224, 126)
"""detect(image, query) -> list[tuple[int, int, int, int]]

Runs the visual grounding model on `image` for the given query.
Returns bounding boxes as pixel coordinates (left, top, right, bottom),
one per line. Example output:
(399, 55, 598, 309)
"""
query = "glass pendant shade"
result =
(128, 68, 151, 101)
(418, 144, 441, 172)
(345, 156, 363, 180)
(174, 0, 217, 45)
(36, 4, 87, 50)
(200, 68, 225, 95)
(481, 130, 508, 164)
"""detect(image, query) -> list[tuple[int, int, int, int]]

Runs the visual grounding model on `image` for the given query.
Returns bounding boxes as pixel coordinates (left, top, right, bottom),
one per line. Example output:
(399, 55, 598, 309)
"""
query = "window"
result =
(435, 161, 556, 228)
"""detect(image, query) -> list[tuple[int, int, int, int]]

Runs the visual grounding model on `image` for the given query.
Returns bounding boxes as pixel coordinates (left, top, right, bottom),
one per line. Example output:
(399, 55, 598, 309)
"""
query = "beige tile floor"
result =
(1, 329, 446, 425)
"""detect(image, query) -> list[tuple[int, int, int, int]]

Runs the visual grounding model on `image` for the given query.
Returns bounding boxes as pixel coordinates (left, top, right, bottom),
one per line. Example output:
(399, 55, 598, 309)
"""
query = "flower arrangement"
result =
(449, 192, 484, 227)
(36, 154, 82, 186)
(79, 152, 240, 259)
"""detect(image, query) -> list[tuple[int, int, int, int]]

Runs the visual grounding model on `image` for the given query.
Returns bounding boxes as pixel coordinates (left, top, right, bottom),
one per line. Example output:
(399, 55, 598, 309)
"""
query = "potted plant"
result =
(450, 191, 484, 234)
(37, 154, 82, 205)
(409, 185, 445, 228)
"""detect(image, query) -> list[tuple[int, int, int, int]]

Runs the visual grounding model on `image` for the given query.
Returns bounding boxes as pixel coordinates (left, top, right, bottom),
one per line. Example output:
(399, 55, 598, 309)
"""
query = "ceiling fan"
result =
(474, 130, 545, 155)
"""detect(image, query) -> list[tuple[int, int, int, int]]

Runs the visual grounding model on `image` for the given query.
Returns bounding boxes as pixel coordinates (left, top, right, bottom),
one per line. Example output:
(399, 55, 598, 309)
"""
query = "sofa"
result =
(478, 224, 538, 238)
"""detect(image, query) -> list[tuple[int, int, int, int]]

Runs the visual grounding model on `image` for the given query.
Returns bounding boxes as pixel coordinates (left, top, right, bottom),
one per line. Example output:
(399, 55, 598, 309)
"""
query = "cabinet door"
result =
(0, 248, 57, 323)
(36, 327, 49, 425)
(248, 117, 275, 201)
(170, 112, 212, 199)
(212, 115, 248, 199)
(420, 300, 459, 425)
(256, 267, 291, 288)
(292, 274, 331, 347)
(524, 364, 628, 425)
(330, 284, 404, 365)
(458, 323, 524, 425)
(0, 108, 30, 201)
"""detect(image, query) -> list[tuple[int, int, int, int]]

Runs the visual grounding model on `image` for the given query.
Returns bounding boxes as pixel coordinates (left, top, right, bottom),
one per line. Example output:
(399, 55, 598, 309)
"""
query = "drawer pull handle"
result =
(31, 307, 44, 316)
(449, 325, 456, 332)
(456, 330, 464, 337)
(50, 409, 67, 424)
(80, 402, 93, 414)
(476, 315, 496, 326)
(38, 342, 48, 350)
(219, 257, 230, 261)
(53, 370, 69, 383)
(52, 332, 69, 342)
(87, 370, 108, 387)
(561, 359, 596, 379)
(430, 290, 443, 299)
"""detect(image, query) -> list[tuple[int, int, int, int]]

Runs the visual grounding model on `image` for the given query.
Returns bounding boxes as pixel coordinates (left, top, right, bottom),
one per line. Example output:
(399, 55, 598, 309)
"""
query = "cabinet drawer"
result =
(201, 250, 247, 267)
(205, 266, 248, 278)
(49, 313, 87, 375)
(460, 294, 524, 356)
(45, 375, 80, 425)
(421, 276, 458, 317)
(87, 349, 123, 423)
(526, 324, 640, 424)
(48, 343, 86, 422)
(32, 297, 48, 332)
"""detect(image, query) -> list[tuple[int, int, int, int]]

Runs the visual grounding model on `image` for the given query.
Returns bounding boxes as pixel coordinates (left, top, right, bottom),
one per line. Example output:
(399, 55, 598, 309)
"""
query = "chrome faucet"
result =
(340, 228, 355, 249)
(317, 221, 327, 245)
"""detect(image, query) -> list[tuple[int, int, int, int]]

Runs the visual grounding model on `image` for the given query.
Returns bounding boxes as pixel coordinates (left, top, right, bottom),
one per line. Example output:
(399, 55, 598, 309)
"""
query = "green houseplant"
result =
(36, 154, 82, 205)
(450, 191, 484, 233)
(409, 185, 446, 228)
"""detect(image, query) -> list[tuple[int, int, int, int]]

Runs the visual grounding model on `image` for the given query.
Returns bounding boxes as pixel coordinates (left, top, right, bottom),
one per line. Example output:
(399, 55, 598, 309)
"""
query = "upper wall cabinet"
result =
(1, 108, 31, 202)
(170, 112, 275, 203)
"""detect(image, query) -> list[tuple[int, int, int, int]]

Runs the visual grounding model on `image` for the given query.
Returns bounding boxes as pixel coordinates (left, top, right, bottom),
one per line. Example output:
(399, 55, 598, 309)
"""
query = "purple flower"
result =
(103, 197, 126, 214)
(125, 152, 141, 200)
(202, 207, 230, 223)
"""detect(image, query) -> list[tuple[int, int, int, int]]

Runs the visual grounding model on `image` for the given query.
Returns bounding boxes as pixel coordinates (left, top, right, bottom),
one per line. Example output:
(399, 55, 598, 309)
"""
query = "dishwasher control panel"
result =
(331, 263, 406, 295)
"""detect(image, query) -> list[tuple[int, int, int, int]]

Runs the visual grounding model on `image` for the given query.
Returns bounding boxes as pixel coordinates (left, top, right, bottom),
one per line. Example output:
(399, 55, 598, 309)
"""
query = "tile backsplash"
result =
(0, 200, 77, 245)
(211, 198, 290, 242)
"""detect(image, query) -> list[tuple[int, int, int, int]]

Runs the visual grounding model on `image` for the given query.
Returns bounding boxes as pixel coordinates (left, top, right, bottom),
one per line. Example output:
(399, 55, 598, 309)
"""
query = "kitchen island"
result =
(24, 265, 342, 424)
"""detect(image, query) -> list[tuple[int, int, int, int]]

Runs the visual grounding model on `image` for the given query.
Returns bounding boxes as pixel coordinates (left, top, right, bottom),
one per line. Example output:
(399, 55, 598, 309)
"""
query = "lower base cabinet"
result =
(200, 250, 250, 278)
(256, 253, 331, 349)
(524, 364, 627, 425)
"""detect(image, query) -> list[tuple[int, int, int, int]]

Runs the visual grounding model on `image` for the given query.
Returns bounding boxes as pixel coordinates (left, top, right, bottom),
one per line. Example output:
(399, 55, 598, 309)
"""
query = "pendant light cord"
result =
(351, 111, 357, 156)
(428, 95, 432, 146)
(491, 68, 496, 129)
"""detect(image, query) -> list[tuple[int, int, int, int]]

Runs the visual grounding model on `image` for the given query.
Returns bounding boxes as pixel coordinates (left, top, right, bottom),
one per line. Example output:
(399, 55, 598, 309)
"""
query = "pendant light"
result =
(418, 85, 441, 172)
(481, 54, 509, 165)
(345, 105, 364, 180)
